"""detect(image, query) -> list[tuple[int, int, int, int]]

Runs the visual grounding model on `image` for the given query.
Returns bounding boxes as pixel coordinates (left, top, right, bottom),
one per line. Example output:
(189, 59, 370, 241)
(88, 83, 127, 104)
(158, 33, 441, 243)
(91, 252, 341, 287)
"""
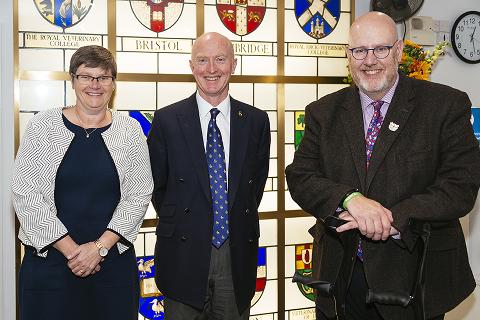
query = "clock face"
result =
(451, 11, 480, 64)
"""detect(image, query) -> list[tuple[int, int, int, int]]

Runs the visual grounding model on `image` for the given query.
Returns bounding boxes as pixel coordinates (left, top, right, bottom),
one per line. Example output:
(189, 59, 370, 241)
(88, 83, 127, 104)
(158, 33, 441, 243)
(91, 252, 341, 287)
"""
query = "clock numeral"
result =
(456, 34, 460, 40)
(458, 25, 465, 32)
(458, 43, 462, 49)
(477, 50, 480, 55)
(471, 52, 474, 58)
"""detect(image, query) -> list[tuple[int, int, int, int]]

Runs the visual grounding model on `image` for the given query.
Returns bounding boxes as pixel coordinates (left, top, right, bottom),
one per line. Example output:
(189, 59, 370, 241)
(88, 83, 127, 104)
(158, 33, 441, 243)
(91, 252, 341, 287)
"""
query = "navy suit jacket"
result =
(148, 93, 270, 313)
(286, 75, 480, 319)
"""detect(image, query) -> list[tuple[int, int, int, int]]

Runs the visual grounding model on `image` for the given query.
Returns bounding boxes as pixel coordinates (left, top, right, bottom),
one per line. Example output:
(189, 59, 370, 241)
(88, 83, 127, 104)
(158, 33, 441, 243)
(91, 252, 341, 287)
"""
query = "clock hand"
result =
(470, 26, 476, 42)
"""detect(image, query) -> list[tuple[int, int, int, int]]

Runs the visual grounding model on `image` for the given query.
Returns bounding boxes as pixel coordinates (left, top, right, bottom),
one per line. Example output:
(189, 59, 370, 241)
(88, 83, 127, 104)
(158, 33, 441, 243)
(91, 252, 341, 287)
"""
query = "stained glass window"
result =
(15, 2, 353, 319)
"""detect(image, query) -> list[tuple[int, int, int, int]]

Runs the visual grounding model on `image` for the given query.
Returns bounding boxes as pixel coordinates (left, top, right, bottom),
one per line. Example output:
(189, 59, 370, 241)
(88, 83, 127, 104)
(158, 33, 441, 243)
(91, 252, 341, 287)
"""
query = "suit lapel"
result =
(228, 98, 249, 211)
(177, 94, 211, 201)
(340, 86, 368, 191)
(365, 75, 416, 191)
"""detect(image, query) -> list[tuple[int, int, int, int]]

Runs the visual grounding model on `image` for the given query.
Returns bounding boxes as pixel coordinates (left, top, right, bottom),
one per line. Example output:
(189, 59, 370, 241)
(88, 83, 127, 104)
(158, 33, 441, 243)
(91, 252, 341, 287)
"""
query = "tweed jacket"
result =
(286, 75, 480, 319)
(12, 107, 153, 257)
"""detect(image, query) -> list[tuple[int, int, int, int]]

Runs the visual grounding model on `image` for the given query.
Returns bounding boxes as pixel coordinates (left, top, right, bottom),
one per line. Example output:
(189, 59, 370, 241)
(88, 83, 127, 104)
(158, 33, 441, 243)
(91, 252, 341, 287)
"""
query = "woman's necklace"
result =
(74, 106, 108, 138)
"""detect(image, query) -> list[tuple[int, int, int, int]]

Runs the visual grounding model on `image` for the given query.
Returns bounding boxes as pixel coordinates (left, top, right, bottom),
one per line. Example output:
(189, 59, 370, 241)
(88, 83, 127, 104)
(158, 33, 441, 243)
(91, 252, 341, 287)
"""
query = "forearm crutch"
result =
(366, 223, 431, 320)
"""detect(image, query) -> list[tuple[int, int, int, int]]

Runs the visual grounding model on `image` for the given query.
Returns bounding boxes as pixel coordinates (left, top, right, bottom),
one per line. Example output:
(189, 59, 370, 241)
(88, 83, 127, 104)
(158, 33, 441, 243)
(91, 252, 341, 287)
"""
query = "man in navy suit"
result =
(148, 32, 270, 319)
(286, 12, 480, 320)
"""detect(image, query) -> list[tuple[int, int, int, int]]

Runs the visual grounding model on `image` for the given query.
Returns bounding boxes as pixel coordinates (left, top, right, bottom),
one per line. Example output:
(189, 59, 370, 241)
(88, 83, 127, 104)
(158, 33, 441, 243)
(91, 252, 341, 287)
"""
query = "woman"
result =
(12, 45, 153, 320)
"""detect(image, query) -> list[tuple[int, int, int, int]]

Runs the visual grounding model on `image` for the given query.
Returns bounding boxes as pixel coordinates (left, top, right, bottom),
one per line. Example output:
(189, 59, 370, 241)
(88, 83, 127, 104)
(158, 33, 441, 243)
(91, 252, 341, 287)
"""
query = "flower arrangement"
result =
(399, 40, 449, 80)
(343, 40, 449, 83)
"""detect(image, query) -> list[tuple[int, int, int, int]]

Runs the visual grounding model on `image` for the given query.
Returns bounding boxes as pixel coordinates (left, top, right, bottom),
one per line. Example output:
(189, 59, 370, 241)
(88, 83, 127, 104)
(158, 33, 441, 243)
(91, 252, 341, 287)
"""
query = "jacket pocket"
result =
(427, 226, 460, 251)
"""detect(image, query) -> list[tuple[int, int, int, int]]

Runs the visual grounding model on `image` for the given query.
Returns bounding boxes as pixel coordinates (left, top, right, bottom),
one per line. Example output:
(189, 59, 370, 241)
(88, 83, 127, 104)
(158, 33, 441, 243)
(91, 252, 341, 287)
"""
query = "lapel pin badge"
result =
(238, 110, 243, 117)
(388, 122, 399, 132)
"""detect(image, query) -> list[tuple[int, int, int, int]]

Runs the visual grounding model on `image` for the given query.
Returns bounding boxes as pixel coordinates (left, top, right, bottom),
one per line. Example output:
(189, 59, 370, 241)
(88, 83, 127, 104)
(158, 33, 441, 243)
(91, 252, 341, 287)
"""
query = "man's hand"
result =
(67, 242, 103, 277)
(337, 210, 400, 239)
(336, 195, 393, 241)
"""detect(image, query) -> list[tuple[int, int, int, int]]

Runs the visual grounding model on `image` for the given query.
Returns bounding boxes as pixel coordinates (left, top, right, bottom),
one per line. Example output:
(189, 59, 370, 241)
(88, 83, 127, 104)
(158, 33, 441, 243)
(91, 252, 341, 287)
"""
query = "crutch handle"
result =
(366, 289, 412, 307)
(292, 271, 334, 296)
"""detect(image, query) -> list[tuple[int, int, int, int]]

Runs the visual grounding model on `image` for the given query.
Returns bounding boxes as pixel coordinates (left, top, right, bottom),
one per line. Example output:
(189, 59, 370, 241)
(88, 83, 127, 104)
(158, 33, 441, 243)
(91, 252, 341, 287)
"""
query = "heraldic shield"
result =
(295, 0, 341, 39)
(34, 0, 93, 29)
(130, 0, 184, 33)
(295, 243, 315, 301)
(251, 247, 267, 306)
(129, 111, 153, 137)
(216, 0, 266, 36)
(137, 256, 165, 319)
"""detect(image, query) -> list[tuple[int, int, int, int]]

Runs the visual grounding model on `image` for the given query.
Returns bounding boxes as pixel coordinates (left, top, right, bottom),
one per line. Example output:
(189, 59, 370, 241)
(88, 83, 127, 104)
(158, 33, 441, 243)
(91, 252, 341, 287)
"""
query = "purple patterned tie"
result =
(358, 100, 385, 261)
(365, 100, 385, 168)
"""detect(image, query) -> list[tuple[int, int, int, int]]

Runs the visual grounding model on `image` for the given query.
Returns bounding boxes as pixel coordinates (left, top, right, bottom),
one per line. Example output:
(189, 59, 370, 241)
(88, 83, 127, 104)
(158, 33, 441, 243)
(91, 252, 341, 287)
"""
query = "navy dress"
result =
(19, 115, 139, 320)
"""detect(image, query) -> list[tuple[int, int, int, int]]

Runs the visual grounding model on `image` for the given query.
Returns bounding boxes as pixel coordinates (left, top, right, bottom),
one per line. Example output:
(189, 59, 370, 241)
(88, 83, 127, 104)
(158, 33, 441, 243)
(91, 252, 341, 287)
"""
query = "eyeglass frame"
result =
(72, 73, 116, 85)
(347, 40, 399, 60)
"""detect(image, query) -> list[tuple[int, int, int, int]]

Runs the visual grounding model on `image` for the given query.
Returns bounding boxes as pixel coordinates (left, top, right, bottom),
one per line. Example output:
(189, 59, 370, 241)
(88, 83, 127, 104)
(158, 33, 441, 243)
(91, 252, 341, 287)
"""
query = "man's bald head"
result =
(349, 12, 398, 47)
(191, 32, 234, 60)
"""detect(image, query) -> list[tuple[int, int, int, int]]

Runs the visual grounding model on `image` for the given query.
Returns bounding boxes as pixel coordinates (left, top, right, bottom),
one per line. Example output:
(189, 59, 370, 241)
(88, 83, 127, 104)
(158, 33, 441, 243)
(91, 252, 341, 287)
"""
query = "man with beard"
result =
(286, 11, 480, 320)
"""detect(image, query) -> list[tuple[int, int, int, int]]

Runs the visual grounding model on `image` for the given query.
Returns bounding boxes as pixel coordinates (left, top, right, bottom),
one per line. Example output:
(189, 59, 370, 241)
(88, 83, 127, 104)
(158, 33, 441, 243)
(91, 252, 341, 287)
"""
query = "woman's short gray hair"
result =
(69, 45, 117, 79)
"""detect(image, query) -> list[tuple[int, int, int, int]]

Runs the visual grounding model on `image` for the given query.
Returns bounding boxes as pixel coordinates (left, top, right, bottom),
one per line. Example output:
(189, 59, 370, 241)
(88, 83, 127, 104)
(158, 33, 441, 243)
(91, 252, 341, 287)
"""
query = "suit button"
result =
(184, 208, 190, 214)
(248, 239, 254, 243)
(245, 209, 250, 214)
(181, 236, 187, 242)
(179, 178, 185, 182)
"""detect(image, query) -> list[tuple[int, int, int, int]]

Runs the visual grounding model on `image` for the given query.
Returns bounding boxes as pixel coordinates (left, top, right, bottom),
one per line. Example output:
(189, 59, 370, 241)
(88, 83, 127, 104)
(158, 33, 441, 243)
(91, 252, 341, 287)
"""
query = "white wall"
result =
(356, 1, 480, 319)
(0, 0, 16, 319)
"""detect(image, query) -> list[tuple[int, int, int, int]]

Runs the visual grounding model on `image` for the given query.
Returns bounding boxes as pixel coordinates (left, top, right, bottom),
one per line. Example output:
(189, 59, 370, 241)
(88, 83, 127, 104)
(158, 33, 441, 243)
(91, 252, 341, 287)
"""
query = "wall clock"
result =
(451, 11, 480, 64)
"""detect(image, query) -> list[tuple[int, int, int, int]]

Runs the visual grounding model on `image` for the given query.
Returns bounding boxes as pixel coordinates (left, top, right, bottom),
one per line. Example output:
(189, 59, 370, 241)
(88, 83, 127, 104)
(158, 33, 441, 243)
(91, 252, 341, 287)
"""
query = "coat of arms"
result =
(251, 247, 267, 306)
(216, 0, 266, 36)
(472, 108, 480, 142)
(294, 111, 305, 150)
(130, 0, 184, 33)
(137, 256, 164, 319)
(294, 0, 341, 39)
(34, 0, 93, 29)
(129, 111, 153, 137)
(295, 243, 315, 301)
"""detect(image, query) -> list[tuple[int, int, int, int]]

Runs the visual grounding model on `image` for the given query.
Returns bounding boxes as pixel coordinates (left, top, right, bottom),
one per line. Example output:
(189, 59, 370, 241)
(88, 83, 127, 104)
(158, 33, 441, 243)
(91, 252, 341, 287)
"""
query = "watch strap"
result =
(94, 239, 104, 250)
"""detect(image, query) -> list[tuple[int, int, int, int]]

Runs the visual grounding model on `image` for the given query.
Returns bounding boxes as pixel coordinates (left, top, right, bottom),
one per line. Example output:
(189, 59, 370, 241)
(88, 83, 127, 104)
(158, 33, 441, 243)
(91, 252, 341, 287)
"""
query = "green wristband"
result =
(342, 192, 362, 210)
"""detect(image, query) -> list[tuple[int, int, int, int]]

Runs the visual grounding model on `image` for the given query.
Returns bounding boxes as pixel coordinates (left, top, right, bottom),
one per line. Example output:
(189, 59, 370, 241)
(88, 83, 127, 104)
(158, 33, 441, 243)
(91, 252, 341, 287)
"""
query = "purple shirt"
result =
(359, 73, 400, 136)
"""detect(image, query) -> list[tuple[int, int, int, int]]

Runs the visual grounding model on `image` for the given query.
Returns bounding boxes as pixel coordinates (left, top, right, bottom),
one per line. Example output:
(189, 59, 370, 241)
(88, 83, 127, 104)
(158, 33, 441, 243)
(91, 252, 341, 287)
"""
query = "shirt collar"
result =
(196, 92, 231, 121)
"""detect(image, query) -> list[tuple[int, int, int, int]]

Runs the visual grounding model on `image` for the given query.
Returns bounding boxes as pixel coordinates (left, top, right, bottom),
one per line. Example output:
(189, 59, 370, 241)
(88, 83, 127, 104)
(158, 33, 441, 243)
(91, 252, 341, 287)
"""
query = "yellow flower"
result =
(399, 40, 449, 81)
(404, 39, 422, 49)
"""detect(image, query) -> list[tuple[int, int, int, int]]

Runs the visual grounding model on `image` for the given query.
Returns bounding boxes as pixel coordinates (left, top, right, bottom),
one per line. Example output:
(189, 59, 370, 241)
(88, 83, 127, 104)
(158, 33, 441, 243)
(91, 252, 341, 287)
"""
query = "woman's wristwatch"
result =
(94, 239, 109, 257)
